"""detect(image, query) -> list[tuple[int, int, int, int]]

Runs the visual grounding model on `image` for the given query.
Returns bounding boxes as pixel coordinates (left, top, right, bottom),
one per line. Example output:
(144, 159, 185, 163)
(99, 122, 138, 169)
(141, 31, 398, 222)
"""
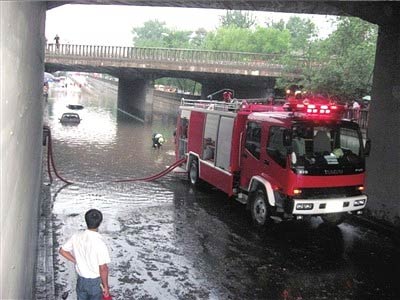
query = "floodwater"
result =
(45, 83, 399, 300)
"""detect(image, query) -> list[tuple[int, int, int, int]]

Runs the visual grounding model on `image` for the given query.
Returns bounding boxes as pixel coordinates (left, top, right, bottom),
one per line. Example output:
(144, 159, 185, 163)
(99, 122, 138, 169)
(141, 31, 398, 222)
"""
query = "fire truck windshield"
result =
(290, 121, 365, 175)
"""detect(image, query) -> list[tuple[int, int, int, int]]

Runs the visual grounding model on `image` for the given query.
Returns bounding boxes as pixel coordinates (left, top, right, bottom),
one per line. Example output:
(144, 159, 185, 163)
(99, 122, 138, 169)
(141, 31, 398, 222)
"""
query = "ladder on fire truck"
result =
(180, 97, 284, 112)
(180, 98, 242, 111)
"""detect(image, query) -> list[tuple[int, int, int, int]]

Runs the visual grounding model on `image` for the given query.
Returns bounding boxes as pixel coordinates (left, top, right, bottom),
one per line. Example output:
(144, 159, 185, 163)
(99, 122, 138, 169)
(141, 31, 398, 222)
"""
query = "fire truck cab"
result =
(175, 97, 370, 226)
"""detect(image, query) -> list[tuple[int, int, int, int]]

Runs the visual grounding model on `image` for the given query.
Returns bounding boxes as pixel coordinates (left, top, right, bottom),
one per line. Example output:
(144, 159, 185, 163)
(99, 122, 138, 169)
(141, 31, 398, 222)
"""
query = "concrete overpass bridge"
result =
(45, 43, 302, 121)
(1, 1, 399, 299)
(45, 43, 301, 80)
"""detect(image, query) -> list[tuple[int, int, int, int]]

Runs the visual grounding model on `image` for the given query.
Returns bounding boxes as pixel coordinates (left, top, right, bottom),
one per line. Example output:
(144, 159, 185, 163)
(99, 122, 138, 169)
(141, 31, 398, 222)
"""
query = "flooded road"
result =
(45, 84, 399, 300)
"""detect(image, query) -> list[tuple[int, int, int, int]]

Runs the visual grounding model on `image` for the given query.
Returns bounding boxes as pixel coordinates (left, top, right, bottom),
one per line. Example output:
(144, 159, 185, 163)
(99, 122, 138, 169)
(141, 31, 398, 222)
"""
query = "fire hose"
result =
(112, 158, 186, 183)
(43, 125, 73, 185)
(43, 125, 187, 185)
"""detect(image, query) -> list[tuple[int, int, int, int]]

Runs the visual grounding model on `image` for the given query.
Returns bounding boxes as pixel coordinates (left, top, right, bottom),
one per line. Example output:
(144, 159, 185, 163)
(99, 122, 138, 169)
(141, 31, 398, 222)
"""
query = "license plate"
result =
(326, 201, 343, 212)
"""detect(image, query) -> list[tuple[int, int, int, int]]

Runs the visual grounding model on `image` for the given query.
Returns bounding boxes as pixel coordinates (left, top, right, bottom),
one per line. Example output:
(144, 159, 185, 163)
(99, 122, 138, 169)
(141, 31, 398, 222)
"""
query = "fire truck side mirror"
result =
(283, 129, 292, 147)
(364, 139, 371, 157)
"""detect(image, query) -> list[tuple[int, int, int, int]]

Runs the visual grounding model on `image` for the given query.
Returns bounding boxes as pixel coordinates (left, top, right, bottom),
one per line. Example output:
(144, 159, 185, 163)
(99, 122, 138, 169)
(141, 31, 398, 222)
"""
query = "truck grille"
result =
(298, 186, 361, 199)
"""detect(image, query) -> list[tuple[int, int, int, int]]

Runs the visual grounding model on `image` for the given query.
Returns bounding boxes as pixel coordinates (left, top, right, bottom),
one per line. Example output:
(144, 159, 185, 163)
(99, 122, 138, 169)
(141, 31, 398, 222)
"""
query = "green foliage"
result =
(286, 16, 317, 54)
(190, 28, 208, 48)
(306, 17, 377, 100)
(265, 19, 285, 31)
(132, 20, 191, 48)
(131, 15, 377, 100)
(203, 26, 252, 52)
(162, 30, 192, 48)
(252, 26, 291, 53)
(132, 20, 168, 47)
(202, 25, 290, 54)
(220, 10, 256, 28)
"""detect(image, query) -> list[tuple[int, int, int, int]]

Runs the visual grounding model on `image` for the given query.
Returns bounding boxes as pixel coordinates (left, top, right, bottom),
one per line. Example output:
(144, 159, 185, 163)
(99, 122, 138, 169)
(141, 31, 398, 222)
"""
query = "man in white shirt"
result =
(352, 100, 361, 119)
(60, 209, 111, 300)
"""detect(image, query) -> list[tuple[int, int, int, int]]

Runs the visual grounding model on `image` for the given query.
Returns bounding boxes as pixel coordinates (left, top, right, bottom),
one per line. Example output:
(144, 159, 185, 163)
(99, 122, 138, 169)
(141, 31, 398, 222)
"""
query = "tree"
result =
(132, 20, 191, 48)
(132, 21, 198, 94)
(276, 17, 319, 90)
(202, 25, 290, 54)
(265, 19, 285, 31)
(277, 16, 377, 101)
(203, 26, 253, 52)
(251, 26, 291, 53)
(308, 17, 377, 100)
(220, 10, 256, 29)
(286, 16, 317, 55)
(131, 16, 377, 101)
(162, 30, 192, 48)
(190, 28, 208, 48)
(132, 20, 169, 47)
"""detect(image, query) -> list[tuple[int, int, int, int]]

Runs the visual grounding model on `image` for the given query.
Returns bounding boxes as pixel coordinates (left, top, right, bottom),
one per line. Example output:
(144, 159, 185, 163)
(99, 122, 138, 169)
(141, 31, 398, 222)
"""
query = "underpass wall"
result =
(367, 24, 400, 229)
(83, 77, 199, 118)
(118, 78, 154, 122)
(0, 2, 47, 299)
(153, 90, 200, 115)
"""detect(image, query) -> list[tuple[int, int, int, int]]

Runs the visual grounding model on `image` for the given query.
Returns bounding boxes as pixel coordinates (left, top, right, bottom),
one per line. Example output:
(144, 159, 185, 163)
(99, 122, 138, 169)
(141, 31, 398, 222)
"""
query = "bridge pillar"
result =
(367, 24, 400, 227)
(118, 77, 154, 123)
(201, 77, 275, 99)
(1, 2, 46, 299)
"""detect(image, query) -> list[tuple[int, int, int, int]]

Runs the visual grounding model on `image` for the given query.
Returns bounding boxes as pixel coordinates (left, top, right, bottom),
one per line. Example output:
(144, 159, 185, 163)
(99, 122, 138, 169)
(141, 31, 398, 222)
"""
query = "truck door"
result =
(265, 126, 290, 189)
(240, 121, 265, 190)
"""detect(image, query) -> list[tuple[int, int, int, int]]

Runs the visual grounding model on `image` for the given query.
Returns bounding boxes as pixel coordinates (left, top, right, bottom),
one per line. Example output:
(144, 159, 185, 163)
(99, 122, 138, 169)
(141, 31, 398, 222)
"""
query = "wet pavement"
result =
(38, 81, 399, 300)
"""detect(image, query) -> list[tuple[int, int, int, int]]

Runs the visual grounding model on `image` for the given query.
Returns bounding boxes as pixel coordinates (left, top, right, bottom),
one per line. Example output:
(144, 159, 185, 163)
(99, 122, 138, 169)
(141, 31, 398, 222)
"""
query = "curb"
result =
(35, 183, 55, 300)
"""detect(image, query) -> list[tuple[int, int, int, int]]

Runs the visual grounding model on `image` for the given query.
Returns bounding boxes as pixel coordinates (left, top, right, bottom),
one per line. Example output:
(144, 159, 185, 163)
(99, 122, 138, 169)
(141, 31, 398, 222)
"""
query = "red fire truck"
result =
(175, 96, 370, 226)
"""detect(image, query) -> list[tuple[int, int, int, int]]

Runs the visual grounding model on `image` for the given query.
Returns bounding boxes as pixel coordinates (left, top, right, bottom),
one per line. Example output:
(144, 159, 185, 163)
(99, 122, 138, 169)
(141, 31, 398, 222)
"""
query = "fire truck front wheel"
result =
(188, 159, 200, 185)
(250, 189, 271, 226)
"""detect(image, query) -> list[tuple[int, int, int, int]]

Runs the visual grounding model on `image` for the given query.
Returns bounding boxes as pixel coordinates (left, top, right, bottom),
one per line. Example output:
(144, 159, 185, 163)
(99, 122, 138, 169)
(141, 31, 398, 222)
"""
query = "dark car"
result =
(67, 104, 84, 110)
(59, 112, 81, 125)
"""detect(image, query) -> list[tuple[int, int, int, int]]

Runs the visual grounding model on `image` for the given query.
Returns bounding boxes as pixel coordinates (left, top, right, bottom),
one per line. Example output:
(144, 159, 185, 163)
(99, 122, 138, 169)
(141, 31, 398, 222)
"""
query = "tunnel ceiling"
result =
(46, 1, 399, 26)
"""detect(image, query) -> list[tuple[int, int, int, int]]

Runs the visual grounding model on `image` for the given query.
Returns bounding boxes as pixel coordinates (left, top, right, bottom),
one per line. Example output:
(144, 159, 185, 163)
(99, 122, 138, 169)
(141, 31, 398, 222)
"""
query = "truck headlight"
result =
(354, 199, 366, 206)
(296, 203, 314, 210)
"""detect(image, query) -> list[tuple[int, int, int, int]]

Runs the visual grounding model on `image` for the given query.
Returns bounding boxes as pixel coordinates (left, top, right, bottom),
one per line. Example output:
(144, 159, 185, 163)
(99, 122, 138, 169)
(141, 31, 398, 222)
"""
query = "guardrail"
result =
(45, 43, 306, 70)
(343, 108, 369, 130)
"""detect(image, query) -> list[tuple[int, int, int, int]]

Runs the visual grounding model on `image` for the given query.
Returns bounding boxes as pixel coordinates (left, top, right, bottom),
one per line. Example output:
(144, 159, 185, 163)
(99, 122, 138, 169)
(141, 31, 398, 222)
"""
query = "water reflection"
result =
(46, 89, 176, 185)
(47, 90, 117, 145)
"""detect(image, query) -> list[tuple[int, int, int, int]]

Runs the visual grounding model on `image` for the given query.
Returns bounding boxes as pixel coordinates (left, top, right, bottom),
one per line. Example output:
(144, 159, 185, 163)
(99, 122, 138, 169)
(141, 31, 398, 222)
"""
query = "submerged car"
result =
(67, 104, 84, 110)
(59, 112, 81, 125)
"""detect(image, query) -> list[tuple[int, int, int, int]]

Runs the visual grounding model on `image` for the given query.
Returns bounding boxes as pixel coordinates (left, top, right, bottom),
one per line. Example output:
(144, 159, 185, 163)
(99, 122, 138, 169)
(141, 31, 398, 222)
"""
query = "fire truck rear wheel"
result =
(188, 159, 200, 185)
(250, 189, 270, 226)
(321, 213, 346, 225)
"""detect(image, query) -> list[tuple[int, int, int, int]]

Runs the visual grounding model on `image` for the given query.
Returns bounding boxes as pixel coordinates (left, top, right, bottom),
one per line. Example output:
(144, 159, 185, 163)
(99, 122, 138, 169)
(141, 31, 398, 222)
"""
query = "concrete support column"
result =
(118, 77, 154, 123)
(201, 77, 276, 99)
(1, 2, 46, 299)
(367, 24, 400, 227)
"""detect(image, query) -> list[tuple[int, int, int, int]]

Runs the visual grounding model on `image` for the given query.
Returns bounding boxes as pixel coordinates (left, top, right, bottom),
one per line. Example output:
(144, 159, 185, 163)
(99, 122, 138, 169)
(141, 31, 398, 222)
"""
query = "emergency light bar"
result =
(284, 97, 344, 120)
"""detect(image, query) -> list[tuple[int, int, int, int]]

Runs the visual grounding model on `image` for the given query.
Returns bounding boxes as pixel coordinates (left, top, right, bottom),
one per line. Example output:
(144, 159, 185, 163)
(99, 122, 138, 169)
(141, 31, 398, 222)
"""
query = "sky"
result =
(45, 4, 336, 46)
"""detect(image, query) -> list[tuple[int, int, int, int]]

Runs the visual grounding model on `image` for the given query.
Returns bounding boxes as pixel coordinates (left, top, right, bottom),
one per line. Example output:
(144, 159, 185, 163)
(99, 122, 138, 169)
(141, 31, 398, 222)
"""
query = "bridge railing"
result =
(46, 43, 306, 70)
(343, 108, 369, 130)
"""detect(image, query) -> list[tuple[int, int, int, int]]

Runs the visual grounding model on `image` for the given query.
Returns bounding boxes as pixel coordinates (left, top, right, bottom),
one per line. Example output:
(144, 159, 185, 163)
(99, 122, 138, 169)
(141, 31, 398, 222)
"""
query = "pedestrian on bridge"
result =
(59, 209, 111, 300)
(54, 34, 60, 50)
